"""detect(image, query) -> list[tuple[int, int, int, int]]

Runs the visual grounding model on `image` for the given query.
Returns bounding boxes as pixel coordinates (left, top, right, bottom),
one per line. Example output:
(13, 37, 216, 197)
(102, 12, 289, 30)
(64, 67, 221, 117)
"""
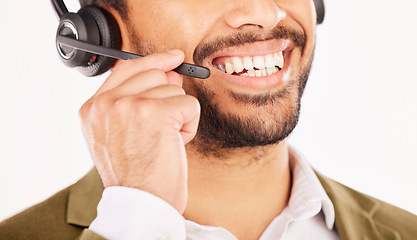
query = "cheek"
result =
(300, 1, 316, 55)
(127, 0, 210, 59)
(277, 0, 316, 54)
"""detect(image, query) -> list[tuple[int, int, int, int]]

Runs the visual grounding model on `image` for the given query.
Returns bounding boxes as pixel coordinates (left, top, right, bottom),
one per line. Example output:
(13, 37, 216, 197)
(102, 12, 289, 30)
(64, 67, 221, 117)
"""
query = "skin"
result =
(79, 0, 317, 239)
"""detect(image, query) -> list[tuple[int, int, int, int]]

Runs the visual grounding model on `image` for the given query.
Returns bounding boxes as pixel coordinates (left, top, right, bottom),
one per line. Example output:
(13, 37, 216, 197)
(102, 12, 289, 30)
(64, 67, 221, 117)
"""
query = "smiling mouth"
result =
(212, 52, 284, 77)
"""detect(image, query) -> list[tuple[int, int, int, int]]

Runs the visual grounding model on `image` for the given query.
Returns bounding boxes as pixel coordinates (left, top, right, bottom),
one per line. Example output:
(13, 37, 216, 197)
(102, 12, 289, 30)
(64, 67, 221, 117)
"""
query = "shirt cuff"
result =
(89, 186, 186, 240)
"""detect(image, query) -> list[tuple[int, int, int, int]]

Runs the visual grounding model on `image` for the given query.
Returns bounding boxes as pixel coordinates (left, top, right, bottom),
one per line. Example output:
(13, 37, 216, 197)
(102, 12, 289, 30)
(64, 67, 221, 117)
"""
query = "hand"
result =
(79, 50, 200, 214)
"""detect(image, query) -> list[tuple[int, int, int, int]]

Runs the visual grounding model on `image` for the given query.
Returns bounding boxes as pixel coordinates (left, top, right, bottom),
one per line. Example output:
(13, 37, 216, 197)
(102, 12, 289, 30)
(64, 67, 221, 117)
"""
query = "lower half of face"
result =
(127, 20, 314, 156)
(181, 25, 314, 155)
(186, 46, 313, 155)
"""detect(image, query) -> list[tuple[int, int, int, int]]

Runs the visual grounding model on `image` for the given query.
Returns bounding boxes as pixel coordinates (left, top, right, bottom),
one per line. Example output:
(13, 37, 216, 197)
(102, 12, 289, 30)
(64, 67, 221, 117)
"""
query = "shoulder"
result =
(0, 169, 103, 240)
(0, 187, 84, 240)
(316, 172, 417, 240)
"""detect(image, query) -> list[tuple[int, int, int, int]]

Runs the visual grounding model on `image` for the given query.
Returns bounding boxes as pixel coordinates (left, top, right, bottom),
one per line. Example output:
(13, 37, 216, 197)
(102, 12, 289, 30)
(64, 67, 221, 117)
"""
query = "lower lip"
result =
(209, 51, 292, 90)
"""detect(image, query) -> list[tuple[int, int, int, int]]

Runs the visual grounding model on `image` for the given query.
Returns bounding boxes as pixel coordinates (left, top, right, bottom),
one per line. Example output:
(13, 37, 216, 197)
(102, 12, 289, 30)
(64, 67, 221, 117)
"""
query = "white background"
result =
(1, 0, 416, 221)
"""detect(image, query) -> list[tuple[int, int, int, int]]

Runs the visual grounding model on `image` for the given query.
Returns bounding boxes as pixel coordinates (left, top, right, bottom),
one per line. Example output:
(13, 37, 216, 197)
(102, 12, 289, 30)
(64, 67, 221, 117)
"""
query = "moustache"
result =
(193, 25, 306, 66)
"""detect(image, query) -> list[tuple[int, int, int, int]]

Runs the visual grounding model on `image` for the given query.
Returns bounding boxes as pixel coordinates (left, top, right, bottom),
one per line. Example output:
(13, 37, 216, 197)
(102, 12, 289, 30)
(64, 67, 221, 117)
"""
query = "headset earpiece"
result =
(77, 6, 121, 76)
(57, 12, 100, 68)
(55, 3, 121, 76)
(313, 0, 325, 24)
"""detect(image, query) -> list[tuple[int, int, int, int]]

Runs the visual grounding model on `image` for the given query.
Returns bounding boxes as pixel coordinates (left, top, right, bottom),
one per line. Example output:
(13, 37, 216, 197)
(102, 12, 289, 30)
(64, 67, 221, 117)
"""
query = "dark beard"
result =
(127, 23, 312, 156)
(189, 62, 311, 156)
(189, 26, 312, 156)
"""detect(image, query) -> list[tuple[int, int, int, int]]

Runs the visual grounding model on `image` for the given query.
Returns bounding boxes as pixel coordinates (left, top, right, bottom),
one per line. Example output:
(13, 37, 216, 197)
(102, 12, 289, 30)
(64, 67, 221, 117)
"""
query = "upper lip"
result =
(204, 39, 295, 67)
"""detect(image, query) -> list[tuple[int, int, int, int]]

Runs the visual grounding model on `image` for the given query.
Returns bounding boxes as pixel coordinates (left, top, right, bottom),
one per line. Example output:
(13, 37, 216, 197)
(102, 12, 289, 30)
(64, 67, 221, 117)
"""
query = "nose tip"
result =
(225, 1, 286, 31)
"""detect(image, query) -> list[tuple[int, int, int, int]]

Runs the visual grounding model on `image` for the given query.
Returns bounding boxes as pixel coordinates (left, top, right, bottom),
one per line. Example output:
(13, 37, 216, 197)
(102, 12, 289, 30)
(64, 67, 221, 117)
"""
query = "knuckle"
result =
(160, 85, 186, 96)
(113, 96, 135, 113)
(135, 99, 160, 119)
(188, 96, 201, 114)
(79, 100, 92, 119)
(115, 59, 134, 71)
(92, 92, 114, 111)
(173, 86, 186, 95)
(186, 95, 200, 106)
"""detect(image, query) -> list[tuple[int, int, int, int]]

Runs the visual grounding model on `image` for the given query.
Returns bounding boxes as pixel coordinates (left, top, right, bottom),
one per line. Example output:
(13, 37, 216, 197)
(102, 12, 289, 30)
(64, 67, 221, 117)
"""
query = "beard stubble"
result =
(128, 24, 313, 157)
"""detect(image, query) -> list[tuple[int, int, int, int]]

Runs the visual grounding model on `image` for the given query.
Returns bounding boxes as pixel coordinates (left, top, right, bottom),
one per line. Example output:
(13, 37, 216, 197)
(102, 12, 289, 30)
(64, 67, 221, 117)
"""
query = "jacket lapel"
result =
(66, 168, 104, 228)
(316, 172, 401, 240)
(65, 168, 402, 240)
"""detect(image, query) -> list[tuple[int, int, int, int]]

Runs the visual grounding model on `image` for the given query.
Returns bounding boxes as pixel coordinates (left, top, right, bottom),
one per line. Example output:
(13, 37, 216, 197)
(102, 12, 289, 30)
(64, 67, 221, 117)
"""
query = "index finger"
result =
(96, 50, 185, 95)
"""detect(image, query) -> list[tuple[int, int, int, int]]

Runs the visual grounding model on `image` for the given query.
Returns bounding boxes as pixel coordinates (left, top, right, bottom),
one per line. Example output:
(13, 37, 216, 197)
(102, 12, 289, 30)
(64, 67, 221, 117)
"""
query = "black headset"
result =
(51, 0, 325, 77)
(315, 0, 325, 25)
(52, 0, 121, 77)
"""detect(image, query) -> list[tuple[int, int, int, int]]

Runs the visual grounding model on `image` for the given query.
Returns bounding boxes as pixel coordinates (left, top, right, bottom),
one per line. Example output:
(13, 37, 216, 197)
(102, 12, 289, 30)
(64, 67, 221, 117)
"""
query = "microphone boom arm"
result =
(57, 35, 210, 79)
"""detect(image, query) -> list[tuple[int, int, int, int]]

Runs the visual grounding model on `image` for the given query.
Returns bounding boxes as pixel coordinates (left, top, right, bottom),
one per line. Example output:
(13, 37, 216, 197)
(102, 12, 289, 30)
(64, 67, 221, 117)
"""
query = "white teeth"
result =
(216, 51, 284, 76)
(232, 57, 244, 73)
(274, 52, 284, 69)
(266, 67, 278, 75)
(225, 62, 234, 74)
(253, 56, 266, 69)
(243, 56, 253, 70)
(265, 54, 275, 68)
(241, 73, 249, 76)
(247, 69, 255, 77)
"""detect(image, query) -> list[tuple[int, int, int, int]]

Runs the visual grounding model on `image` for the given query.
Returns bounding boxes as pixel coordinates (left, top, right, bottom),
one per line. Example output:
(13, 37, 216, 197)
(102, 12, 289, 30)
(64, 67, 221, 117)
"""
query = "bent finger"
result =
(164, 95, 201, 144)
(104, 69, 169, 99)
(96, 50, 185, 95)
(139, 85, 186, 99)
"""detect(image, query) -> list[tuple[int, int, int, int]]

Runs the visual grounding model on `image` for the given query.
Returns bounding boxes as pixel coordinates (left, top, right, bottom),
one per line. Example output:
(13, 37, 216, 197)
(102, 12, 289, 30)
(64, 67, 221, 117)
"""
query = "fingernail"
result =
(168, 49, 184, 55)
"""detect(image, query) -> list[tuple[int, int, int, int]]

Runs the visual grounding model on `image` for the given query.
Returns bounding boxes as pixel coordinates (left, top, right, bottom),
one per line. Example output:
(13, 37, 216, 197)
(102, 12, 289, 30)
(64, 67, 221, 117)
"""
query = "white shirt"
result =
(89, 148, 340, 239)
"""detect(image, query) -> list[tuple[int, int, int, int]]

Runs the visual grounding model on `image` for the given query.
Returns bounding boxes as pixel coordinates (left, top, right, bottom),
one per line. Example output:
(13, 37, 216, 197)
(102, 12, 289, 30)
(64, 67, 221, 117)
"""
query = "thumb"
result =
(166, 71, 184, 87)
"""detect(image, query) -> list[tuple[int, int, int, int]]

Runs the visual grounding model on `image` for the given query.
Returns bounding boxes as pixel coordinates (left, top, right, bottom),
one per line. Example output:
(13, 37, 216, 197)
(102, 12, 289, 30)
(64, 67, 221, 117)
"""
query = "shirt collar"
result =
(288, 147, 336, 230)
(184, 147, 337, 239)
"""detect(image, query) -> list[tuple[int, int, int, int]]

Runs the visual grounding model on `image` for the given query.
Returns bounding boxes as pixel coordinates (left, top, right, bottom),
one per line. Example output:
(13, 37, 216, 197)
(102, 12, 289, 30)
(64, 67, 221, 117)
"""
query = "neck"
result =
(184, 141, 291, 240)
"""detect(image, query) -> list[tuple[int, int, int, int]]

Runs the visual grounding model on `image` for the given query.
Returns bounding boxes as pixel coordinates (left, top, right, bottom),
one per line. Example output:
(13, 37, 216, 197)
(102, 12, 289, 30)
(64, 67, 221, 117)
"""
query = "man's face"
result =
(122, 0, 317, 154)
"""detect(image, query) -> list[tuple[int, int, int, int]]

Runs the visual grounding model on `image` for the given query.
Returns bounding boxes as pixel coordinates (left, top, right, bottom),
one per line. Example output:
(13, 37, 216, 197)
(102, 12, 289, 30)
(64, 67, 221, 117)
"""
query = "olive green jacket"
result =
(1, 168, 416, 240)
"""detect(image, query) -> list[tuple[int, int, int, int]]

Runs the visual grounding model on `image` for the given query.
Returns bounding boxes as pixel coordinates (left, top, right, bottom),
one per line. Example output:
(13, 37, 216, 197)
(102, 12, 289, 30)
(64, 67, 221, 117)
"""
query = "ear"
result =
(105, 7, 132, 69)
